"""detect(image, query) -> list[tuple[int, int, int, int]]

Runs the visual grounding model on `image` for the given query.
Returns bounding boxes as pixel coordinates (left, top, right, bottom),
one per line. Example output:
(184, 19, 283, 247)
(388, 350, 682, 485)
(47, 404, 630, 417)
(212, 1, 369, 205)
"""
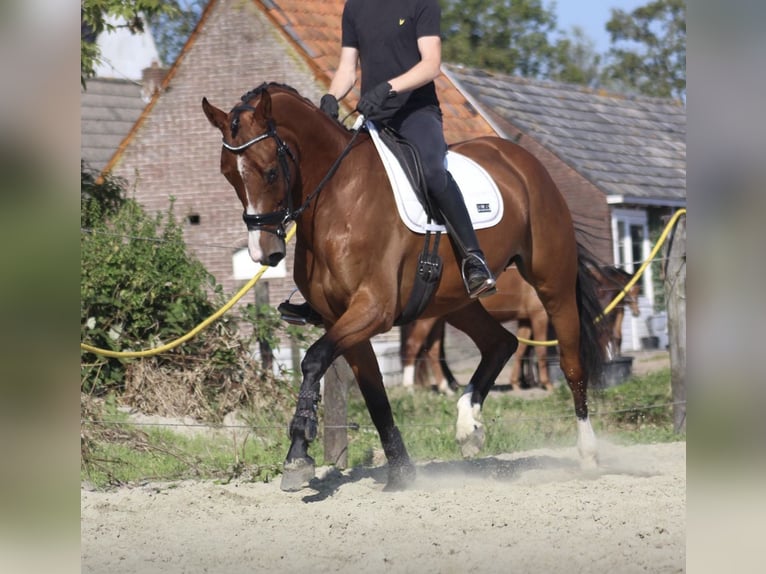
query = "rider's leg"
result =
(392, 106, 495, 299)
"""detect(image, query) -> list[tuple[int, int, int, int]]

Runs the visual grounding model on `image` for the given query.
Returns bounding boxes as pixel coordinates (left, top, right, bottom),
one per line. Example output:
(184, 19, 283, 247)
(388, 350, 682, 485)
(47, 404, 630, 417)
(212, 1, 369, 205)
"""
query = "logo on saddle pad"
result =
(366, 121, 503, 234)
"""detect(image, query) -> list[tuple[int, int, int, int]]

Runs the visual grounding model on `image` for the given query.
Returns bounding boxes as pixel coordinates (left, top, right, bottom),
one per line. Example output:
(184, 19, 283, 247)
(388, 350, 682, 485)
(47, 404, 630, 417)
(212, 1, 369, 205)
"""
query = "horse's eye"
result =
(265, 167, 278, 185)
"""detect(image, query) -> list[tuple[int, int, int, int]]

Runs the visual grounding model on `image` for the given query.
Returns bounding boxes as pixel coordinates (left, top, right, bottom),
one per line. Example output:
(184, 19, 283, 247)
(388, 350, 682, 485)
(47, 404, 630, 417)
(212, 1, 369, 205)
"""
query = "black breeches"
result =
(387, 105, 449, 197)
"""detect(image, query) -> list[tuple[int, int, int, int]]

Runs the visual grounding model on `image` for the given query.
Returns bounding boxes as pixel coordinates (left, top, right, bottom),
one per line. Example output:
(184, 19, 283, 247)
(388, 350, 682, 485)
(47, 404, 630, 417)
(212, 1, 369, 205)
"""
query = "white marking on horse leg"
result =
(437, 376, 455, 396)
(577, 417, 599, 469)
(455, 393, 474, 442)
(402, 365, 415, 388)
(456, 392, 485, 458)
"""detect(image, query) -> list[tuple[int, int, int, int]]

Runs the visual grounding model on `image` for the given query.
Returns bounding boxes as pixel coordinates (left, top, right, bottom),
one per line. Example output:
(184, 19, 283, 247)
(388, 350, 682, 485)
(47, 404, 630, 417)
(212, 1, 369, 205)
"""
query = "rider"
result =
(280, 0, 495, 324)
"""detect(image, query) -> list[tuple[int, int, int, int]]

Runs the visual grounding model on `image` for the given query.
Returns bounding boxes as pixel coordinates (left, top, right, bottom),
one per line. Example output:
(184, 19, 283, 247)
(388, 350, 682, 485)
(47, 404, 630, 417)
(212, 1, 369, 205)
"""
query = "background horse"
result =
(402, 265, 641, 391)
(594, 266, 641, 358)
(202, 83, 606, 491)
(401, 267, 552, 392)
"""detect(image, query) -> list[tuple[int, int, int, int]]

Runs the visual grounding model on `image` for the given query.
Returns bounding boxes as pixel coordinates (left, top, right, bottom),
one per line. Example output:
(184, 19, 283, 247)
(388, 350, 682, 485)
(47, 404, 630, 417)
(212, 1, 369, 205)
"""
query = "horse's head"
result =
(202, 84, 297, 266)
(601, 266, 642, 318)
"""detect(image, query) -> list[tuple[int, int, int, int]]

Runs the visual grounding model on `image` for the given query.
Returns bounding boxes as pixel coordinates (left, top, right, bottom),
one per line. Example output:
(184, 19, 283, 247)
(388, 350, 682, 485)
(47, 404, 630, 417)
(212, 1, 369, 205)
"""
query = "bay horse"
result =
(202, 83, 606, 491)
(402, 265, 641, 392)
(400, 267, 553, 392)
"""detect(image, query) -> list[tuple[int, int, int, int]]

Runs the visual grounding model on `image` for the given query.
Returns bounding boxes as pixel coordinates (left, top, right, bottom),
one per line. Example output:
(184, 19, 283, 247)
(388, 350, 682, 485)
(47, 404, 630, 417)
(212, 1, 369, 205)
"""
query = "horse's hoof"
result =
(280, 458, 315, 492)
(459, 425, 485, 458)
(383, 462, 416, 492)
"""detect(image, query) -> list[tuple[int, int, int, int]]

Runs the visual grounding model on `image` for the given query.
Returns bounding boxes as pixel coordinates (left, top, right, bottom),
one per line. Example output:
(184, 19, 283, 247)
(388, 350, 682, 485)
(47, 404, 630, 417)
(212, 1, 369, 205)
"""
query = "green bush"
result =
(80, 170, 222, 393)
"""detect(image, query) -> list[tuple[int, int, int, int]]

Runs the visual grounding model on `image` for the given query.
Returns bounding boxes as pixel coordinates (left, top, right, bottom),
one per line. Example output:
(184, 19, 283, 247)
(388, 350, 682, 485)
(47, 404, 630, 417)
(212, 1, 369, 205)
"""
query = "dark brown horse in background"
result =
(202, 83, 606, 491)
(595, 266, 641, 359)
(400, 267, 553, 392)
(402, 265, 641, 392)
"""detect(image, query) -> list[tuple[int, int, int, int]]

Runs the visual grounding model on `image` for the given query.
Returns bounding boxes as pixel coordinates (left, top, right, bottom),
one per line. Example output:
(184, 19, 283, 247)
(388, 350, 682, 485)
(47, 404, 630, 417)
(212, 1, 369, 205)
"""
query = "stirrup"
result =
(461, 253, 497, 299)
(277, 292, 324, 326)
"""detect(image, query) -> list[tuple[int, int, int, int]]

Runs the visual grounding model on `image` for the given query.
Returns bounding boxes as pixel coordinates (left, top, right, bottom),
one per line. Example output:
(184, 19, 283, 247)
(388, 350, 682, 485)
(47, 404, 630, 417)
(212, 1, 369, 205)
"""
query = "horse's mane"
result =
(231, 82, 354, 138)
(239, 82, 299, 104)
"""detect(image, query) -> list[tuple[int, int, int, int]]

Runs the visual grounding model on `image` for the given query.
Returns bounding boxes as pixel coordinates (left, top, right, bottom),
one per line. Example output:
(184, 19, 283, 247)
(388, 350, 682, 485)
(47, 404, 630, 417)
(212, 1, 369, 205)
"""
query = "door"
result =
(611, 209, 653, 350)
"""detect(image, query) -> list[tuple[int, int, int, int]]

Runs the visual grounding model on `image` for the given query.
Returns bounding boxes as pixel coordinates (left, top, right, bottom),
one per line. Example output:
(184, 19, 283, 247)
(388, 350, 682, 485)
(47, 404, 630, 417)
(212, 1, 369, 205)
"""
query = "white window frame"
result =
(611, 208, 654, 306)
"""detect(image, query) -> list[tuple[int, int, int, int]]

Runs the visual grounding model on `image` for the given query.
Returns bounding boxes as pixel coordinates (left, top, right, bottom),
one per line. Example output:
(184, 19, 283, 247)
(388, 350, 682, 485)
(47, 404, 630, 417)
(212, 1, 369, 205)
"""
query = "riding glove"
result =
(357, 82, 395, 120)
(319, 94, 339, 119)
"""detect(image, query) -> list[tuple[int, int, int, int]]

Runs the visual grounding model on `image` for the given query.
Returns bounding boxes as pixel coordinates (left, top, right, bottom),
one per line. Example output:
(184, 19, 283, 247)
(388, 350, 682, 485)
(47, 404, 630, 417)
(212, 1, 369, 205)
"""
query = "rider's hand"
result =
(319, 94, 339, 119)
(357, 82, 395, 120)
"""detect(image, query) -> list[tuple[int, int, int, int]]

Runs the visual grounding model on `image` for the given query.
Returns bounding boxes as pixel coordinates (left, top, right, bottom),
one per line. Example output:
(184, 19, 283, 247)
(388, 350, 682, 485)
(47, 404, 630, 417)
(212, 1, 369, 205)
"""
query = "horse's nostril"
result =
(266, 252, 285, 267)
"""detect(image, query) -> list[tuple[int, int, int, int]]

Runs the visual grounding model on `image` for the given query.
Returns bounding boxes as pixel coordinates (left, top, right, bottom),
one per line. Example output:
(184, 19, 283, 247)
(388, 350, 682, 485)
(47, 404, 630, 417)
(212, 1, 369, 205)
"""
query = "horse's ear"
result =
(256, 90, 272, 121)
(202, 97, 227, 132)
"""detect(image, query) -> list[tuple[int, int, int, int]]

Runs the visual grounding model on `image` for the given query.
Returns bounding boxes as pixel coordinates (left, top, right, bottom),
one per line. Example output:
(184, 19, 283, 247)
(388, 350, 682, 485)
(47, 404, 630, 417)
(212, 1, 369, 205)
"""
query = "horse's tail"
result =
(575, 244, 609, 386)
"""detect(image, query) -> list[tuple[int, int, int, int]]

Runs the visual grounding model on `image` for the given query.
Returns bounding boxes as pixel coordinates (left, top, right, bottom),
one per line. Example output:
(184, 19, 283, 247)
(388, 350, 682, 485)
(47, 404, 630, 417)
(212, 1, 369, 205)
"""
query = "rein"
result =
(221, 109, 362, 237)
(291, 127, 361, 221)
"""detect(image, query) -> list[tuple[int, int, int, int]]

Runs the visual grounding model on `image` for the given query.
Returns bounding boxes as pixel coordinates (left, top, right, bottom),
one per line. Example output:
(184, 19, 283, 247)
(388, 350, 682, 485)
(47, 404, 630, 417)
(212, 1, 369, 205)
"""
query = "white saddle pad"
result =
(367, 121, 503, 234)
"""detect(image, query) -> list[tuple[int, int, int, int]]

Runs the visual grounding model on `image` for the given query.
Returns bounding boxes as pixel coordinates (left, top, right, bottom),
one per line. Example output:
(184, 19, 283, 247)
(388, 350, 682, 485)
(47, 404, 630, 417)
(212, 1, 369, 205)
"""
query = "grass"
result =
(82, 368, 682, 489)
(81, 400, 293, 488)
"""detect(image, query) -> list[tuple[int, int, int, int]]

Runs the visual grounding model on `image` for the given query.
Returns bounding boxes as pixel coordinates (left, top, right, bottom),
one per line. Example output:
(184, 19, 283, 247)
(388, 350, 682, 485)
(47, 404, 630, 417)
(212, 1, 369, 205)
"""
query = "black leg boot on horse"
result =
(433, 173, 496, 299)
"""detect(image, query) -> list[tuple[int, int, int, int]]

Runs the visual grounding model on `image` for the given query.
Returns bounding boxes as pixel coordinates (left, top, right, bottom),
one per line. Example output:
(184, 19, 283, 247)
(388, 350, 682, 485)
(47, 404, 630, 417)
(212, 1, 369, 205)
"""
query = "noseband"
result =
(221, 113, 297, 239)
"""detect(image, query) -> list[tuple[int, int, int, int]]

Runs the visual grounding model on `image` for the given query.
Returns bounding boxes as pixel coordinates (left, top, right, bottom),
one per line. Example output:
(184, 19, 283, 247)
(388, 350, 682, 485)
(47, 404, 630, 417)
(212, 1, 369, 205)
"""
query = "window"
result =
(611, 209, 653, 304)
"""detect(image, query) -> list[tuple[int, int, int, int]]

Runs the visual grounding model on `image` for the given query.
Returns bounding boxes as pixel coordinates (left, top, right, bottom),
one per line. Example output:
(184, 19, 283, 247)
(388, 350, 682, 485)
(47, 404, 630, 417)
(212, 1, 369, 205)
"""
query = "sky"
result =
(553, 0, 647, 54)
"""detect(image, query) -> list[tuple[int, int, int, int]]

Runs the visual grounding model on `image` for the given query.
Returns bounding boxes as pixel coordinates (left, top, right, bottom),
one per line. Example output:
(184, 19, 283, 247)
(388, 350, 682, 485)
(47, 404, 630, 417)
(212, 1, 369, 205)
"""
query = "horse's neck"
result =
(277, 110, 355, 205)
(272, 92, 351, 158)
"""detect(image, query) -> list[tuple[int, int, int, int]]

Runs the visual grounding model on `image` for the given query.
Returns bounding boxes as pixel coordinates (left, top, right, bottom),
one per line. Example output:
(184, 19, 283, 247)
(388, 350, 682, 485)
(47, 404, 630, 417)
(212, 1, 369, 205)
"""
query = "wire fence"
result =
(81, 399, 684, 434)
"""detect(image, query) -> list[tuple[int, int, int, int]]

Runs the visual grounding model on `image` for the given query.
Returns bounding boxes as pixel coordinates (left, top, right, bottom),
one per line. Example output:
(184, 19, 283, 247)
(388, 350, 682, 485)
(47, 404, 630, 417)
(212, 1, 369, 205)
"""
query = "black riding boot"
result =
(433, 174, 496, 299)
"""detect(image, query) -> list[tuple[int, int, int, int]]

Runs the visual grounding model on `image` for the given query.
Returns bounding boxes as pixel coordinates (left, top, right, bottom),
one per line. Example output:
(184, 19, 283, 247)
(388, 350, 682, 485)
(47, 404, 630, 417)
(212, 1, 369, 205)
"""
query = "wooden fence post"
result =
(254, 281, 273, 371)
(664, 212, 686, 433)
(323, 357, 352, 468)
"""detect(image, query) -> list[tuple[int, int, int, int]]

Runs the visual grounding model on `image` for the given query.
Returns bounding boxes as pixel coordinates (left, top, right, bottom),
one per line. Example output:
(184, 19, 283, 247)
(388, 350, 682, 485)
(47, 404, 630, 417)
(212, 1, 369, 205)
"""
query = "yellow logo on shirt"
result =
(399, 18, 405, 26)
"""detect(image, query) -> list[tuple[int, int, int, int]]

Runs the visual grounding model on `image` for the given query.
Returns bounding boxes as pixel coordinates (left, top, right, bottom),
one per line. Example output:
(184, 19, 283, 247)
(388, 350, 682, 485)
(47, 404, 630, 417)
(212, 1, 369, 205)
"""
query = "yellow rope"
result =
(81, 208, 687, 356)
(80, 225, 297, 358)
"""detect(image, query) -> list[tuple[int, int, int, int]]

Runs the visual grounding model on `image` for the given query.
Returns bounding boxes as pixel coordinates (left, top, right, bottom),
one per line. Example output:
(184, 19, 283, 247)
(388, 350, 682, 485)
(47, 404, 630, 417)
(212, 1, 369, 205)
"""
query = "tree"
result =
(601, 0, 686, 99)
(81, 0, 180, 85)
(441, 0, 558, 78)
(146, 0, 207, 67)
(549, 26, 602, 86)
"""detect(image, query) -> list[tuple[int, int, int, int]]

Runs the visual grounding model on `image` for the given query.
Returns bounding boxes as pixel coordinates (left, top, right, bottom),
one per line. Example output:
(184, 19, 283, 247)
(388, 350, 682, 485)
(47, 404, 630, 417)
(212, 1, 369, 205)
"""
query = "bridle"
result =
(221, 91, 364, 239)
(221, 112, 297, 239)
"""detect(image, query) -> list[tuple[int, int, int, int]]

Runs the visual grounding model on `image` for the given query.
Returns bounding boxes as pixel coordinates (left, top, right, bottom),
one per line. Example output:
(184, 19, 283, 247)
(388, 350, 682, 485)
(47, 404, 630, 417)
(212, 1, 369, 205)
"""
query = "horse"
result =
(400, 267, 553, 392)
(402, 265, 641, 393)
(595, 266, 641, 358)
(202, 82, 607, 491)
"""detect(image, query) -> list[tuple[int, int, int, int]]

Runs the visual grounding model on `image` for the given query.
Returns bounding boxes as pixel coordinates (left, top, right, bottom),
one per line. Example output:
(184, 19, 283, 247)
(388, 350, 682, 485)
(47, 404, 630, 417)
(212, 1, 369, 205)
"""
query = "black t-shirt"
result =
(342, 0, 441, 114)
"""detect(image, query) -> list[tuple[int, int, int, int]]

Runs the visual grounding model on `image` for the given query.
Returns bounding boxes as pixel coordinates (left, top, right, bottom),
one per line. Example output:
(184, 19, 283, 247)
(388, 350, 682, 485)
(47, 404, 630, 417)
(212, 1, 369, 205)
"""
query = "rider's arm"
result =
(329, 46, 359, 101)
(387, 36, 442, 94)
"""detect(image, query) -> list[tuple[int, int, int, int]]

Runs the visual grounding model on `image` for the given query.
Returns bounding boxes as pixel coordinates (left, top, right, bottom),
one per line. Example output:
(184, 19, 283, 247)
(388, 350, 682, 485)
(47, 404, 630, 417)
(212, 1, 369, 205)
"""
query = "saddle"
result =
(375, 125, 441, 223)
(366, 122, 503, 234)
